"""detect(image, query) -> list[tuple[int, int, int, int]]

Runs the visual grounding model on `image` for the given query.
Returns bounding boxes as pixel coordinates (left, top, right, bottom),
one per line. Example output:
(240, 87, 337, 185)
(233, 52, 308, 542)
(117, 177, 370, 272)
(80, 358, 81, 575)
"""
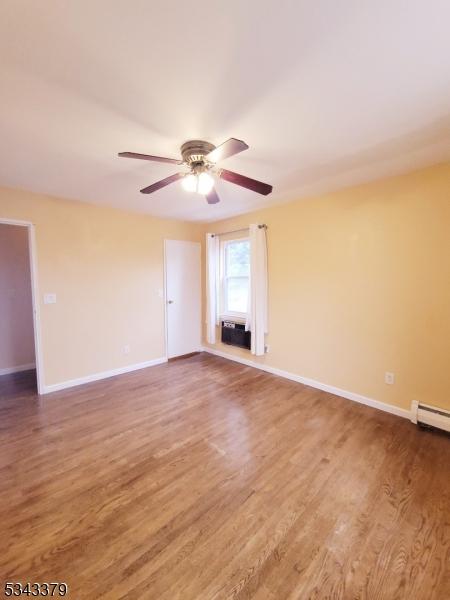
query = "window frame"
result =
(220, 237, 250, 321)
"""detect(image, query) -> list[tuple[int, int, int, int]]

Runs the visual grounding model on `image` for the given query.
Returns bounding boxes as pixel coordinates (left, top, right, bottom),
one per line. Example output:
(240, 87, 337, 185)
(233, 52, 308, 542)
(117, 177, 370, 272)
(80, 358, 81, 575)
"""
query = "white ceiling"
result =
(0, 1, 449, 222)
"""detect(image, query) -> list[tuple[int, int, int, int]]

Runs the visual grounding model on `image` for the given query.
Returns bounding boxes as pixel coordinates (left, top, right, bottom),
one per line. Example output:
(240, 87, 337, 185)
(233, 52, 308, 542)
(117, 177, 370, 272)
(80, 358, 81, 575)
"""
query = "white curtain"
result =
(245, 224, 268, 355)
(206, 233, 219, 344)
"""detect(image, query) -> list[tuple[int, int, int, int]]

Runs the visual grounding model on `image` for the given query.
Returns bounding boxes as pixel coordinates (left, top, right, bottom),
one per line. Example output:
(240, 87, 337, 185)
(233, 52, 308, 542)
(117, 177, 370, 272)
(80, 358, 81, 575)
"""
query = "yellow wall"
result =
(1, 163, 448, 409)
(202, 163, 450, 411)
(0, 187, 201, 388)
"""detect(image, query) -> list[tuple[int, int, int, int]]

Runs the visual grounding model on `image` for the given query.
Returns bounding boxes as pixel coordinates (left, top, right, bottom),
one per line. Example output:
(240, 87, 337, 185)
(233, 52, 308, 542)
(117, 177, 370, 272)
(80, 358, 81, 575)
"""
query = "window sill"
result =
(219, 314, 246, 324)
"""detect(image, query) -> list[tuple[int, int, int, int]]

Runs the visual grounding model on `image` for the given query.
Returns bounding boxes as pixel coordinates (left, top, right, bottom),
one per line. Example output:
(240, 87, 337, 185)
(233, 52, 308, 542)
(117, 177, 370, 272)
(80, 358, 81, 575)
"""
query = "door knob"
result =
(167, 300, 174, 304)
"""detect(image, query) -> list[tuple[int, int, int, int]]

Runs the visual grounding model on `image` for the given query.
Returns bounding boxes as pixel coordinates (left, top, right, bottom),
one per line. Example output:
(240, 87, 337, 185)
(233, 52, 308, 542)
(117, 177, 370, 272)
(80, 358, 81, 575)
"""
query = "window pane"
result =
(226, 277, 249, 313)
(226, 240, 250, 277)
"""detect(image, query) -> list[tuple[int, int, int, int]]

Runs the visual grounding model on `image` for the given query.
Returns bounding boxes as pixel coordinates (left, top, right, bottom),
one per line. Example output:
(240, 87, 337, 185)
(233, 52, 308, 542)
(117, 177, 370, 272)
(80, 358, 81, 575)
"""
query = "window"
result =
(221, 238, 250, 318)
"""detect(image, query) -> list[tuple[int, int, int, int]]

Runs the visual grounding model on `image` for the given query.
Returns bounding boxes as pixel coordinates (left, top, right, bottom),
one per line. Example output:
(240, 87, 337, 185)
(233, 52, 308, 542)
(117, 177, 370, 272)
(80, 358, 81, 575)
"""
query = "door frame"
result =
(163, 239, 201, 360)
(0, 218, 44, 394)
(163, 239, 169, 361)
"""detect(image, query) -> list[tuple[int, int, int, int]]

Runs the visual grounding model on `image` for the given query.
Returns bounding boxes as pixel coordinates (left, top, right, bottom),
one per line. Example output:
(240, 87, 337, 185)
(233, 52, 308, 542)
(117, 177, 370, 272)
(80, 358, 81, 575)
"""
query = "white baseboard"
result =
(201, 346, 410, 420)
(42, 357, 168, 394)
(0, 362, 36, 376)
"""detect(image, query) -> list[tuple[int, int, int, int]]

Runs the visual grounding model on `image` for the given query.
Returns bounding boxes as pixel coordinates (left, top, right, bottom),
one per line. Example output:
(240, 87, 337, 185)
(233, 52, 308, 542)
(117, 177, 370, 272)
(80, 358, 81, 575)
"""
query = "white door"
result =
(165, 240, 201, 359)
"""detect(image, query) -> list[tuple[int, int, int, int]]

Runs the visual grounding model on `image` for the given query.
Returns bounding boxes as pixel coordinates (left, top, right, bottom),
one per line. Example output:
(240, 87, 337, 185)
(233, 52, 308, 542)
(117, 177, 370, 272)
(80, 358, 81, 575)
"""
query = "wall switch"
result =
(385, 372, 395, 385)
(124, 345, 131, 355)
(157, 288, 164, 298)
(44, 293, 56, 304)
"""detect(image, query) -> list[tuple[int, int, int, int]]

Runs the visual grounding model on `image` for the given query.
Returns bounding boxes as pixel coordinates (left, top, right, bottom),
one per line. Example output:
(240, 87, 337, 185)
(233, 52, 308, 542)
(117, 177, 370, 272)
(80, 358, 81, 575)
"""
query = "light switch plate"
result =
(44, 293, 57, 304)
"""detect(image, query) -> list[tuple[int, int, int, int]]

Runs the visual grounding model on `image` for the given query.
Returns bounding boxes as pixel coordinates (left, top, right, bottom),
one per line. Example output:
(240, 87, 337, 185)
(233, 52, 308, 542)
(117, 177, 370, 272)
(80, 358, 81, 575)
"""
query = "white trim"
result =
(0, 218, 45, 394)
(163, 240, 169, 360)
(0, 218, 34, 227)
(410, 400, 419, 424)
(221, 311, 247, 322)
(0, 362, 36, 376)
(42, 357, 167, 394)
(201, 346, 410, 420)
(27, 223, 45, 395)
(220, 315, 246, 325)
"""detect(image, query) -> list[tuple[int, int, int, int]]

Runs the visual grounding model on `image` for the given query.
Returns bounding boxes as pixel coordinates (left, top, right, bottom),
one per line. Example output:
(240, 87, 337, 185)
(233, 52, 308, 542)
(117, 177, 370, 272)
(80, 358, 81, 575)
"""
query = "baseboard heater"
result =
(221, 320, 251, 350)
(410, 401, 450, 433)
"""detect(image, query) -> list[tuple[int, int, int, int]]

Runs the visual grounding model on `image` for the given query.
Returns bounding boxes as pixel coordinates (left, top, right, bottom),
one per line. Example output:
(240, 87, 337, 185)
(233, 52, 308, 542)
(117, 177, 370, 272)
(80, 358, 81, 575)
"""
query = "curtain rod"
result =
(210, 224, 267, 237)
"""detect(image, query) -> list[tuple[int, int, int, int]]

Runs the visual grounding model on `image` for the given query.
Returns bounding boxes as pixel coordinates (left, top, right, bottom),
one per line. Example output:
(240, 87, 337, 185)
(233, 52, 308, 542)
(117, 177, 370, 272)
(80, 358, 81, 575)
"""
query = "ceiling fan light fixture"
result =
(181, 173, 198, 193)
(181, 171, 214, 195)
(197, 172, 214, 195)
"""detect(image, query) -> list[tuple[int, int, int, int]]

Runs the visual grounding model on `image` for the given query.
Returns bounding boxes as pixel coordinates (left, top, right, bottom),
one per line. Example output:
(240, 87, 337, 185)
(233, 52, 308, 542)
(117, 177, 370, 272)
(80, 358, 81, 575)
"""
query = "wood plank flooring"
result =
(0, 354, 449, 599)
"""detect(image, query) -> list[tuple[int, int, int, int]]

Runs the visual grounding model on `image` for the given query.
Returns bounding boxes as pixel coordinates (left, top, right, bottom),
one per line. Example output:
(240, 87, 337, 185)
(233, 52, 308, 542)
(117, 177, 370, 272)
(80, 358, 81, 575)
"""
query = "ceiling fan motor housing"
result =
(181, 140, 215, 168)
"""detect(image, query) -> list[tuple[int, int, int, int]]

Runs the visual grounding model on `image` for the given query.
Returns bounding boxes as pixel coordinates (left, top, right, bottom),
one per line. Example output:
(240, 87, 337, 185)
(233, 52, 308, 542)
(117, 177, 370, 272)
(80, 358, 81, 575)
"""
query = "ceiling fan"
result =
(118, 138, 272, 204)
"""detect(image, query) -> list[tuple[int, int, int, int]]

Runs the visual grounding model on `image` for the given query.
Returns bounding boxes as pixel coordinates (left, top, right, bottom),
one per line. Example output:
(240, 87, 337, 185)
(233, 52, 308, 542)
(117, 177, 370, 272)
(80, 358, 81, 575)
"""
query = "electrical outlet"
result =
(265, 344, 270, 353)
(124, 345, 131, 355)
(385, 372, 395, 385)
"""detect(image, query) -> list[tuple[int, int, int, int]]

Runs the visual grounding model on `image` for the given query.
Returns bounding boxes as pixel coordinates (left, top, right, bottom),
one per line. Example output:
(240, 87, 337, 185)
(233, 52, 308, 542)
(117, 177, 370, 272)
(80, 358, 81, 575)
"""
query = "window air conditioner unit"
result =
(221, 320, 251, 350)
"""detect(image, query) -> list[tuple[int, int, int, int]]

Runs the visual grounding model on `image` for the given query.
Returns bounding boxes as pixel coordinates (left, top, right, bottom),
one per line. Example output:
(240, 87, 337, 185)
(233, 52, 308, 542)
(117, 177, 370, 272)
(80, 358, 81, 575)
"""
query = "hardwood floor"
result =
(0, 354, 449, 599)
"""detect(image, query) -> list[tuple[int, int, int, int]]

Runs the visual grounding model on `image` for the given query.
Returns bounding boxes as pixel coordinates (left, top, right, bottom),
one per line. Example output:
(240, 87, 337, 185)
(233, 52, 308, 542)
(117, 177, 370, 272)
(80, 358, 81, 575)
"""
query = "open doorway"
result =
(0, 221, 42, 395)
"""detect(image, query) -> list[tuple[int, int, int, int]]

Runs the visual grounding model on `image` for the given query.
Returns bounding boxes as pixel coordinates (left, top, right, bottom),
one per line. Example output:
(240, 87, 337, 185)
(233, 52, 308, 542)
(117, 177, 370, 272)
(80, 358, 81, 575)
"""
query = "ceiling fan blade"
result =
(119, 152, 182, 165)
(220, 169, 272, 195)
(206, 187, 220, 204)
(205, 138, 249, 163)
(140, 172, 184, 194)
